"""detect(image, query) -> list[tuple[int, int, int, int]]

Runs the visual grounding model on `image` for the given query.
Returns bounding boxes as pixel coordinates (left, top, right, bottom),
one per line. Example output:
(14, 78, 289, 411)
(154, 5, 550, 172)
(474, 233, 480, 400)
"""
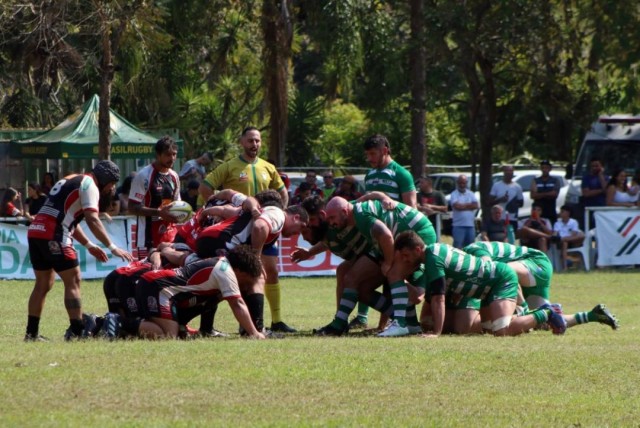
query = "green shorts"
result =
(481, 262, 519, 306)
(446, 292, 481, 311)
(518, 254, 552, 301)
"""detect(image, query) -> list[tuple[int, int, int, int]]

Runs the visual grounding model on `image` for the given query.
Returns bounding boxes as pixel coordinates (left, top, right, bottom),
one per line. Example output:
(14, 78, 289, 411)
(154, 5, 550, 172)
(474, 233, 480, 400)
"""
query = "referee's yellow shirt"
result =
(202, 155, 285, 196)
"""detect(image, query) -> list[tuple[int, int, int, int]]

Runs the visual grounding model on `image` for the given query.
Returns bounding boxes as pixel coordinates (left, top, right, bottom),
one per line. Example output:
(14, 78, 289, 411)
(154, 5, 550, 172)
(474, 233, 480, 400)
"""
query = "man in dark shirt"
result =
(416, 176, 448, 229)
(531, 160, 560, 224)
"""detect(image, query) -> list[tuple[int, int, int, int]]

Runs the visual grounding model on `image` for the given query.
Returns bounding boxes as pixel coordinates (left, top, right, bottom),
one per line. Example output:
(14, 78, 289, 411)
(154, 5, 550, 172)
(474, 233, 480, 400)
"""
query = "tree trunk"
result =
(262, 0, 293, 167)
(409, 0, 426, 177)
(98, 28, 112, 161)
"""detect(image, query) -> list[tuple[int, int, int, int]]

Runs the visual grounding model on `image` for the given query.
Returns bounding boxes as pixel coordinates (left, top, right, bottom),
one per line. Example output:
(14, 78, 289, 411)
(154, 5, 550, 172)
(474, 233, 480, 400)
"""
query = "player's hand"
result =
(290, 246, 311, 263)
(250, 332, 266, 340)
(88, 246, 109, 262)
(113, 248, 134, 262)
(382, 199, 397, 210)
(159, 204, 180, 222)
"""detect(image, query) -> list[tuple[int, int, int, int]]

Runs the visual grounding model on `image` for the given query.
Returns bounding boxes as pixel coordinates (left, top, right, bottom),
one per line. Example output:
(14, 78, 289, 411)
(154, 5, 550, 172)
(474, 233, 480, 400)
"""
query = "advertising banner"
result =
(595, 210, 640, 266)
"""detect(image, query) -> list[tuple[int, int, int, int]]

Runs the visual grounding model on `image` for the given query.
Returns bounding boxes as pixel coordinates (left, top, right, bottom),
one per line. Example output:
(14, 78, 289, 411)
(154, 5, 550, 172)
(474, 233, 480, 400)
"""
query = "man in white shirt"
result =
(553, 205, 585, 269)
(489, 165, 524, 232)
(449, 175, 479, 248)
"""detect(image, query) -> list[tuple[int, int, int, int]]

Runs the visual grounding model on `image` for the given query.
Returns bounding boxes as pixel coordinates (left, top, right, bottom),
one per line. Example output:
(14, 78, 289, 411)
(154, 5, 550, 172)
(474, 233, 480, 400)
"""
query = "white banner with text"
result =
(595, 210, 640, 266)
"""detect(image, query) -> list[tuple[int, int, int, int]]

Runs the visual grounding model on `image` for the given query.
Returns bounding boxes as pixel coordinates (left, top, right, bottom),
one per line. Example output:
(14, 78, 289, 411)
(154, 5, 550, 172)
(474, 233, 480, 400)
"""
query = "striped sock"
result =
(389, 281, 409, 327)
(368, 291, 392, 316)
(406, 304, 420, 327)
(532, 308, 549, 325)
(330, 288, 358, 329)
(574, 311, 593, 324)
(356, 302, 369, 322)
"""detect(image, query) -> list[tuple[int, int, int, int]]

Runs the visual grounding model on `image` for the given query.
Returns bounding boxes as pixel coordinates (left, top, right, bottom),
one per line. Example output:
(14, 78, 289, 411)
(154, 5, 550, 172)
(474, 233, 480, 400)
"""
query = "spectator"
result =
(450, 174, 479, 248)
(294, 170, 323, 198)
(416, 175, 448, 227)
(581, 157, 608, 227)
(1, 187, 29, 220)
(531, 160, 560, 224)
(330, 175, 362, 201)
(181, 179, 201, 210)
(179, 152, 213, 183)
(321, 171, 336, 200)
(41, 171, 57, 195)
(290, 181, 312, 206)
(520, 203, 554, 252)
(117, 173, 135, 214)
(553, 205, 585, 270)
(489, 165, 524, 233)
(25, 183, 47, 217)
(605, 169, 637, 207)
(480, 205, 508, 242)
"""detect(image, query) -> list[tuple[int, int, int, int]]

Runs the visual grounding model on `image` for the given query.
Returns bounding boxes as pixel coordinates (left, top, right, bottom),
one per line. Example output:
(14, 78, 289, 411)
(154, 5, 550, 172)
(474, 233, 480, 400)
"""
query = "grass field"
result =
(1, 270, 639, 427)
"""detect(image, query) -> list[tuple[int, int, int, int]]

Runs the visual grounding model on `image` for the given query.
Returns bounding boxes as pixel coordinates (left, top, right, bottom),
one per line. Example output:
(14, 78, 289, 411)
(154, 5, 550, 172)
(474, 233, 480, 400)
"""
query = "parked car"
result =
(286, 172, 324, 199)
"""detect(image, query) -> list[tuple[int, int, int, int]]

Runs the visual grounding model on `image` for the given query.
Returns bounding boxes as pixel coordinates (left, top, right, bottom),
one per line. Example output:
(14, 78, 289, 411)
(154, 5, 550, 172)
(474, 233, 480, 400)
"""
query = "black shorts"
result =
(135, 278, 174, 320)
(103, 270, 121, 313)
(28, 238, 78, 272)
(116, 274, 142, 318)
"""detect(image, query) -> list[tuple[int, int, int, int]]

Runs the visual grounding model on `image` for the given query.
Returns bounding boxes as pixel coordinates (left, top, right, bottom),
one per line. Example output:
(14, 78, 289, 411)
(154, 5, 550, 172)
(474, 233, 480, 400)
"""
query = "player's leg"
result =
(565, 304, 619, 330)
(263, 251, 296, 333)
(378, 262, 411, 337)
(58, 266, 85, 340)
(25, 269, 56, 340)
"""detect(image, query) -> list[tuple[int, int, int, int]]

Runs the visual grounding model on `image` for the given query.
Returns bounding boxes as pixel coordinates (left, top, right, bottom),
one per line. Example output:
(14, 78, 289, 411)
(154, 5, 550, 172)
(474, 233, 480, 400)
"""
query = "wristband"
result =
(231, 193, 248, 207)
(85, 241, 98, 249)
(108, 243, 118, 251)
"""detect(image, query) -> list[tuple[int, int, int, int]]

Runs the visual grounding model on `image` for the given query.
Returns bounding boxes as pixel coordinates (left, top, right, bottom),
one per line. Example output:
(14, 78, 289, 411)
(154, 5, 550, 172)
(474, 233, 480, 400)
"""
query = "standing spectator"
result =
(581, 157, 608, 227)
(357, 134, 417, 330)
(25, 183, 48, 217)
(450, 174, 479, 248)
(117, 173, 135, 214)
(480, 205, 508, 242)
(531, 160, 560, 224)
(1, 187, 29, 220)
(489, 165, 524, 233)
(330, 175, 362, 201)
(128, 136, 182, 259)
(321, 171, 336, 200)
(41, 171, 57, 195)
(25, 160, 133, 341)
(178, 152, 213, 183)
(520, 203, 554, 252)
(416, 175, 448, 228)
(181, 179, 201, 210)
(605, 169, 637, 207)
(553, 205, 585, 270)
(198, 126, 294, 333)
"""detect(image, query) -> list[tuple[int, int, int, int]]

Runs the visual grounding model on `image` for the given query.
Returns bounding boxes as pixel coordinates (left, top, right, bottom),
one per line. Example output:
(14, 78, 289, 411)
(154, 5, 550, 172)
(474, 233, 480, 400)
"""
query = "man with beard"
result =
(199, 126, 295, 333)
(128, 136, 182, 259)
(25, 160, 133, 341)
(291, 195, 390, 336)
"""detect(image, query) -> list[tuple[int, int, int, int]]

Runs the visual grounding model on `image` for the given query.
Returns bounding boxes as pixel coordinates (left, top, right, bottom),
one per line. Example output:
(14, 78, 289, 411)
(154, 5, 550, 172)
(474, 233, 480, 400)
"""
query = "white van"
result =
(565, 115, 640, 208)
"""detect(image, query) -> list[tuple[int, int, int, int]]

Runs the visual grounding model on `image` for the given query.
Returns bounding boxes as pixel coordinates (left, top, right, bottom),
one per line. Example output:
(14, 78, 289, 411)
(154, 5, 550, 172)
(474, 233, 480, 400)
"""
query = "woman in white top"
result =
(605, 169, 637, 207)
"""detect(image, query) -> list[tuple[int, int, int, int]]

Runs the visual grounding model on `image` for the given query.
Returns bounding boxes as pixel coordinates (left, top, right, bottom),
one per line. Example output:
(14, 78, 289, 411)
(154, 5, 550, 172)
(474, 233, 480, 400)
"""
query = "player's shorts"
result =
(103, 270, 121, 313)
(262, 241, 278, 257)
(135, 278, 175, 321)
(518, 255, 552, 301)
(446, 293, 481, 311)
(116, 275, 143, 318)
(28, 238, 78, 272)
(481, 262, 519, 306)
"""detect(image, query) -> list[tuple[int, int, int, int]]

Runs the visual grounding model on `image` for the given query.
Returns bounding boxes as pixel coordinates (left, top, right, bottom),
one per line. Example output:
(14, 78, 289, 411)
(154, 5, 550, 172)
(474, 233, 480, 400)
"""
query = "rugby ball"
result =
(168, 201, 193, 223)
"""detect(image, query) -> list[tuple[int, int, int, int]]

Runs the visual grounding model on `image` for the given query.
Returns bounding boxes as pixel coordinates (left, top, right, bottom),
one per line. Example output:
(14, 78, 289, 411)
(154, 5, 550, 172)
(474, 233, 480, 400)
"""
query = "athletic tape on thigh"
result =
(492, 316, 512, 331)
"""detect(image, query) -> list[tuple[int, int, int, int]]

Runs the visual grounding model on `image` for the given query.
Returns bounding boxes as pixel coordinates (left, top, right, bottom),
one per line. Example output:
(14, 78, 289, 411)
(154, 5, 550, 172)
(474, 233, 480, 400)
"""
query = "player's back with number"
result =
(28, 174, 99, 243)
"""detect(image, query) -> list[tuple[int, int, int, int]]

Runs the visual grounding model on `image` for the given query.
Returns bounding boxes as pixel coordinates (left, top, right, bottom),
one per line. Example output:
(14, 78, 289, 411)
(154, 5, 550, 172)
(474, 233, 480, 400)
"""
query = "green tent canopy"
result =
(9, 95, 182, 159)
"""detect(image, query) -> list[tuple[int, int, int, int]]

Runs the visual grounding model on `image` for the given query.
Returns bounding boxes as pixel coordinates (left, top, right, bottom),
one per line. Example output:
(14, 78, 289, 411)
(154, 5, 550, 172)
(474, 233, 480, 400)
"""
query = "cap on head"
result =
(93, 160, 120, 188)
(540, 160, 552, 167)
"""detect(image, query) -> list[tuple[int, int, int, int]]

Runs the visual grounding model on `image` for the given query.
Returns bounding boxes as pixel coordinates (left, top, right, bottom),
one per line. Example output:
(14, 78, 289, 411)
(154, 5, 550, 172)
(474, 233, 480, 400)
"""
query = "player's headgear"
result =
(93, 160, 121, 189)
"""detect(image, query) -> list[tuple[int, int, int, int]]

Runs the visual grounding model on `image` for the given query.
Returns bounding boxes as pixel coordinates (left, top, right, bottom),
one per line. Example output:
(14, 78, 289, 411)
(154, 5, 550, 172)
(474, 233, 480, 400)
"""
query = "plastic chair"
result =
(565, 229, 596, 271)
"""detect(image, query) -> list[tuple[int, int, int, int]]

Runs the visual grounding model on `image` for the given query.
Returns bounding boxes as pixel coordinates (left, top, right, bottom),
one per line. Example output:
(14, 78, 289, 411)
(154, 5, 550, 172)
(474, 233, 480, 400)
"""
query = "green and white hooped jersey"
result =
(463, 241, 547, 262)
(352, 200, 436, 245)
(324, 224, 373, 261)
(423, 243, 500, 300)
(364, 160, 415, 201)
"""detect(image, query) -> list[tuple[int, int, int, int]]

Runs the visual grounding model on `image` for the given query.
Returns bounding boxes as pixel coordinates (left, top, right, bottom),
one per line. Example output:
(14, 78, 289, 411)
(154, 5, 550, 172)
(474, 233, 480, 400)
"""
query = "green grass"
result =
(1, 271, 639, 427)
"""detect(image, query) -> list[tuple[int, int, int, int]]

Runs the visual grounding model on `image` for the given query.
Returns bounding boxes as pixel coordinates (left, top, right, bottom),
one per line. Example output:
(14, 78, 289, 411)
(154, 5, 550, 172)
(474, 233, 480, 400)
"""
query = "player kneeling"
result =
(123, 245, 265, 339)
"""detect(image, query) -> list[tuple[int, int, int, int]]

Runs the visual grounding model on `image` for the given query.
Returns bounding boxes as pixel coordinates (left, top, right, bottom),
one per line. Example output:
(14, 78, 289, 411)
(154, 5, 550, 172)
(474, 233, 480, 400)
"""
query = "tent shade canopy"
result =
(10, 95, 182, 159)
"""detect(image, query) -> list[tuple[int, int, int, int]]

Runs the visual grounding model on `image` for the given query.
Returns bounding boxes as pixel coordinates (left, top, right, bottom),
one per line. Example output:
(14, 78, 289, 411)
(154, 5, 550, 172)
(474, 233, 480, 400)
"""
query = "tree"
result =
(409, 0, 427, 177)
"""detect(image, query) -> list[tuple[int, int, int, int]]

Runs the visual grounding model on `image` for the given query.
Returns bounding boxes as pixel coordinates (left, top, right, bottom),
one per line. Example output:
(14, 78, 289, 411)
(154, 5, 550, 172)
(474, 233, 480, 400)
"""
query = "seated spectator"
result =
(25, 183, 47, 217)
(416, 175, 448, 227)
(480, 205, 508, 242)
(520, 203, 554, 252)
(1, 187, 30, 221)
(181, 179, 201, 210)
(605, 169, 637, 207)
(322, 171, 336, 200)
(290, 181, 312, 206)
(553, 205, 585, 270)
(294, 170, 323, 198)
(330, 175, 363, 201)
